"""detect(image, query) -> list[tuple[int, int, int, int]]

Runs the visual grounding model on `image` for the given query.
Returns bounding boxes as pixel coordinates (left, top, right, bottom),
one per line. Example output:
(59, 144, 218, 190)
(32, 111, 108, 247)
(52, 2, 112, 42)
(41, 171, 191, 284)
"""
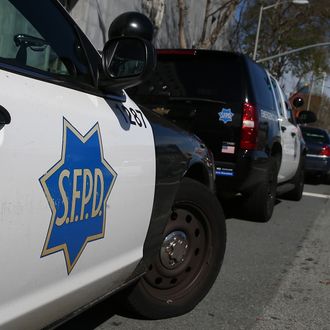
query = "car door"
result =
(0, 1, 155, 328)
(270, 77, 299, 182)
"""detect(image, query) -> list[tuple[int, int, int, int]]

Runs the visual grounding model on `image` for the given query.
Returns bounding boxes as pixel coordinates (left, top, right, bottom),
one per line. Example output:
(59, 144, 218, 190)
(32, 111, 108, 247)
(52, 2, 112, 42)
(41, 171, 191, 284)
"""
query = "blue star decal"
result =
(40, 119, 117, 274)
(218, 108, 234, 124)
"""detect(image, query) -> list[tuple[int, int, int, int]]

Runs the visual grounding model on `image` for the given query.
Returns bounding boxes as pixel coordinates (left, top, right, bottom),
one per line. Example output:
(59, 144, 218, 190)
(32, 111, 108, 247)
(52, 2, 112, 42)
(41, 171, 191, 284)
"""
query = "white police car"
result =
(269, 76, 306, 201)
(0, 1, 226, 328)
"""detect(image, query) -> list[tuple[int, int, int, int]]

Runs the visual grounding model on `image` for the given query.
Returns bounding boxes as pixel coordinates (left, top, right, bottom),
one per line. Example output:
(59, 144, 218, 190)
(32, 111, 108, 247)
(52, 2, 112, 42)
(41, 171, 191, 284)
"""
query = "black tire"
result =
(243, 158, 278, 222)
(282, 156, 305, 201)
(323, 172, 330, 185)
(124, 178, 226, 319)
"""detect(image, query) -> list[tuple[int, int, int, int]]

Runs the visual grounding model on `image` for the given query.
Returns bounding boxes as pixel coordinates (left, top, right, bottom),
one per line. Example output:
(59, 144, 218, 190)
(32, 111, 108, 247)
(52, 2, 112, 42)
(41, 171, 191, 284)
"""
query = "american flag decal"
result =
(221, 142, 235, 154)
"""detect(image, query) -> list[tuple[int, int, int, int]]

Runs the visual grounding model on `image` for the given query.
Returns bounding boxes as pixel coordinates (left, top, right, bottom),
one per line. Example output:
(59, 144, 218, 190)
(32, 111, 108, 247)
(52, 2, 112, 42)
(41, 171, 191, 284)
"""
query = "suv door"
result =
(270, 77, 300, 182)
(0, 0, 155, 327)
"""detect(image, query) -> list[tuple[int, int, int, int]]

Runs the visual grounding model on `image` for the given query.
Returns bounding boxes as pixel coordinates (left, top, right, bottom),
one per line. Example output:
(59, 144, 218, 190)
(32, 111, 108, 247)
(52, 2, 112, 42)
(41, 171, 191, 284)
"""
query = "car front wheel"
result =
(124, 178, 226, 319)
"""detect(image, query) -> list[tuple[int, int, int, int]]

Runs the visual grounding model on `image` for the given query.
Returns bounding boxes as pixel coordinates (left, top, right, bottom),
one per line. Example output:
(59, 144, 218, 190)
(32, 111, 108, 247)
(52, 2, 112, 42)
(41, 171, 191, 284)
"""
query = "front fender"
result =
(137, 106, 215, 272)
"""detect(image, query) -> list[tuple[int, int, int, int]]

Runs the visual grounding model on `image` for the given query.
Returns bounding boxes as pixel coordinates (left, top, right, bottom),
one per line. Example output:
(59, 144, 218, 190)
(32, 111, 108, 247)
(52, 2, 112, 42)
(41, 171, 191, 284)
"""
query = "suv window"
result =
(247, 60, 275, 110)
(286, 104, 295, 124)
(283, 95, 296, 124)
(0, 0, 92, 84)
(131, 53, 245, 103)
(301, 127, 330, 144)
(270, 77, 285, 116)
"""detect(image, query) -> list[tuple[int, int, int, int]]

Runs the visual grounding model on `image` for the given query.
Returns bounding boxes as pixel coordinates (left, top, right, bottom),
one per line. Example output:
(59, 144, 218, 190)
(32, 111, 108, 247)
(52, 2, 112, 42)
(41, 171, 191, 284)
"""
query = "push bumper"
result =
(215, 150, 271, 195)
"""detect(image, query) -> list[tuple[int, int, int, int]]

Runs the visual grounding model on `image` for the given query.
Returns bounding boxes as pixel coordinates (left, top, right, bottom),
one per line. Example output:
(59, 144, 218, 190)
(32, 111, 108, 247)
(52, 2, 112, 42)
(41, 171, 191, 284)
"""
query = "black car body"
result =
(300, 126, 330, 181)
(128, 49, 282, 221)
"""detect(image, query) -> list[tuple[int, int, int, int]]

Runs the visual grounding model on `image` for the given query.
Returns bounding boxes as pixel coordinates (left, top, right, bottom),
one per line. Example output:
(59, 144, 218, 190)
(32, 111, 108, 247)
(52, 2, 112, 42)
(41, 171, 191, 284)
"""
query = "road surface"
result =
(58, 179, 330, 330)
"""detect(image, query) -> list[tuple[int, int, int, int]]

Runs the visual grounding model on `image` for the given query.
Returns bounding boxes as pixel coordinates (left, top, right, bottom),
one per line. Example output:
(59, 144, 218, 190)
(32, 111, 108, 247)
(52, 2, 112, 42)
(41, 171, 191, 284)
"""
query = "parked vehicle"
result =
(269, 76, 306, 200)
(0, 2, 226, 328)
(128, 49, 305, 221)
(300, 126, 330, 183)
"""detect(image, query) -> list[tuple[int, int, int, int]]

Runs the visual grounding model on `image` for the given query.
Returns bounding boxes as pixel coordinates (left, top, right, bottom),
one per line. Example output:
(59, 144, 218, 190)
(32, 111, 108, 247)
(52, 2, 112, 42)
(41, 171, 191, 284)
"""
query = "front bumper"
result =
(215, 149, 270, 195)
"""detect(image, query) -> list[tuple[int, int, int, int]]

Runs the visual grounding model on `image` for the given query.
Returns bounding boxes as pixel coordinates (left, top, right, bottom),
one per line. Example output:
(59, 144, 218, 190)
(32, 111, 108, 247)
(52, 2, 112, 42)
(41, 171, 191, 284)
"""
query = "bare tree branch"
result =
(178, 0, 187, 48)
(200, 0, 212, 46)
(228, 0, 248, 52)
(205, 0, 236, 19)
(142, 0, 166, 39)
(96, 0, 107, 44)
(197, 0, 239, 49)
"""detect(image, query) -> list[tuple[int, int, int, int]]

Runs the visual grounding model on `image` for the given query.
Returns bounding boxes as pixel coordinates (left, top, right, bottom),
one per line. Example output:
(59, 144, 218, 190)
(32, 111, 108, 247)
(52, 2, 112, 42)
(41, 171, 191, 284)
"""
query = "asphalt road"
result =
(58, 179, 330, 330)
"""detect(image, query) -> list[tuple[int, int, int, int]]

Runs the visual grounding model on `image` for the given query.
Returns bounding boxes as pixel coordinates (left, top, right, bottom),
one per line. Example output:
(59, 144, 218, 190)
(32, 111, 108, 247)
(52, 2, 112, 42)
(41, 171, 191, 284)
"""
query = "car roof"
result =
(157, 48, 247, 60)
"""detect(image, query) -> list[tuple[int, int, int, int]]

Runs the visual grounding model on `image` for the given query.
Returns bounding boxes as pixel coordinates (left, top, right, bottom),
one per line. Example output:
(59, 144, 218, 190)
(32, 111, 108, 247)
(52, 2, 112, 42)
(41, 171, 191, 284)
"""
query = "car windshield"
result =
(130, 53, 245, 103)
(301, 127, 330, 144)
(0, 0, 92, 83)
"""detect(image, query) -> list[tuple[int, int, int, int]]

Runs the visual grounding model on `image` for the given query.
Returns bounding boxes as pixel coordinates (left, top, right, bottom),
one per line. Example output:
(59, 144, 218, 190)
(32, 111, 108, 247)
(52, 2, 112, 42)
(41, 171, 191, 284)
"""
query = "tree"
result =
(142, 0, 166, 40)
(230, 0, 330, 79)
(141, 0, 242, 49)
(177, 0, 241, 49)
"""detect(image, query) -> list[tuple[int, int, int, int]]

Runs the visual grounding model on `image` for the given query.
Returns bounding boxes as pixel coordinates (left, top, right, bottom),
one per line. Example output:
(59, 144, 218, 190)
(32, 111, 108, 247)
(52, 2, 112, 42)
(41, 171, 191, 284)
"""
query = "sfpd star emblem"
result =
(40, 119, 117, 274)
(218, 108, 234, 124)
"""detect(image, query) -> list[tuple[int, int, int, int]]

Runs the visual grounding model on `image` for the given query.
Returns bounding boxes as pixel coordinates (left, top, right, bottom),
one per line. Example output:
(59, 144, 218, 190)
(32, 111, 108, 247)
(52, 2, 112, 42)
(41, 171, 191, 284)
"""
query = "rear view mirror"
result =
(297, 110, 317, 124)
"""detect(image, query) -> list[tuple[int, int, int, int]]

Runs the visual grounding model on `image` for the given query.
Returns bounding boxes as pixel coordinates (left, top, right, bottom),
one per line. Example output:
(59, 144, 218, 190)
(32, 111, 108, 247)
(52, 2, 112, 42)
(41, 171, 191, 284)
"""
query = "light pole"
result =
(307, 72, 328, 110)
(253, 0, 309, 61)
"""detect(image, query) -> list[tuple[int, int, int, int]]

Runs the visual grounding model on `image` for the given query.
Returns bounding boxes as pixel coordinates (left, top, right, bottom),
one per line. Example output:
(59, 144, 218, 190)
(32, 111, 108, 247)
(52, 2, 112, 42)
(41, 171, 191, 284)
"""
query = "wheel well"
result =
(271, 142, 282, 163)
(184, 163, 209, 188)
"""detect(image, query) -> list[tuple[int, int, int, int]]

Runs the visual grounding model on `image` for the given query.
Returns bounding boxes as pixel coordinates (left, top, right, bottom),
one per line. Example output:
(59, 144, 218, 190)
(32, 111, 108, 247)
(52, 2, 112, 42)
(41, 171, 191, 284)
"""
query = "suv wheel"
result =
(243, 157, 278, 222)
(282, 155, 305, 201)
(123, 178, 226, 319)
(323, 172, 330, 185)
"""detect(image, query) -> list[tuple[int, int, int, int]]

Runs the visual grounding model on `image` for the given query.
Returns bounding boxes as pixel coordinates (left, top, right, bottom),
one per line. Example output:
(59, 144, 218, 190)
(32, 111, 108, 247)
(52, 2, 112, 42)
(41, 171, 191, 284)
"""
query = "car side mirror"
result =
(297, 110, 317, 124)
(292, 97, 304, 108)
(99, 37, 156, 92)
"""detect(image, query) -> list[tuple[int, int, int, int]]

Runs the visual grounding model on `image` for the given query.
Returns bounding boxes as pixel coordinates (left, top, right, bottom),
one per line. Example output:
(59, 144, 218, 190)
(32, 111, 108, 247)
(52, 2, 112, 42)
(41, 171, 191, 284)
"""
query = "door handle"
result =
(281, 126, 286, 132)
(0, 105, 11, 130)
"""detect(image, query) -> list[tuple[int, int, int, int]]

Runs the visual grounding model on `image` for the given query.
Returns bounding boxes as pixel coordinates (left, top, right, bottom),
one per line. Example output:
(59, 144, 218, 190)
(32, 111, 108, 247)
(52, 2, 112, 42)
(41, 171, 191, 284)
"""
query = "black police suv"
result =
(128, 49, 284, 222)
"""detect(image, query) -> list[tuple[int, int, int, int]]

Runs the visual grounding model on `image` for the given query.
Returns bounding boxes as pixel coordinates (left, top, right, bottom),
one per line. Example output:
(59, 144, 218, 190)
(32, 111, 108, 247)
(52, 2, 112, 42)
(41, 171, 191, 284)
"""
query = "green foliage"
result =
(230, 0, 330, 79)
